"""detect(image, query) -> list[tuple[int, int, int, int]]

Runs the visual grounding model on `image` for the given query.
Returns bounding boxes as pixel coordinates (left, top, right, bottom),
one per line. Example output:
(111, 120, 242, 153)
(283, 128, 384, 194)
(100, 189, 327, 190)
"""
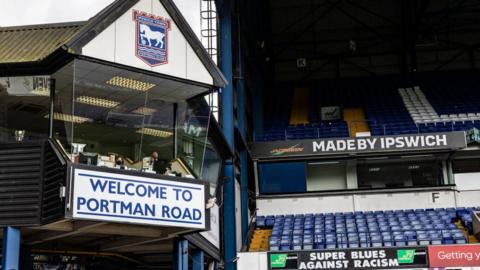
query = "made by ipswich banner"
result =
(71, 168, 206, 229)
(251, 131, 467, 159)
(268, 247, 428, 270)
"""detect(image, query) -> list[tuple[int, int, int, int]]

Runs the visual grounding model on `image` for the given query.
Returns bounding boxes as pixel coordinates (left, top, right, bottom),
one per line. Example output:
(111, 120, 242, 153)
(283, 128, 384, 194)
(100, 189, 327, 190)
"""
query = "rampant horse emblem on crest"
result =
(133, 10, 171, 66)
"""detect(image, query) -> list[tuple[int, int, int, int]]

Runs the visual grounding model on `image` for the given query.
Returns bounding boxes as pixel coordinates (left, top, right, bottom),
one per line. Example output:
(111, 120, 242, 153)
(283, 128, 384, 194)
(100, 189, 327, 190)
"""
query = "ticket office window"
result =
(0, 76, 50, 142)
(357, 160, 443, 189)
(52, 59, 212, 174)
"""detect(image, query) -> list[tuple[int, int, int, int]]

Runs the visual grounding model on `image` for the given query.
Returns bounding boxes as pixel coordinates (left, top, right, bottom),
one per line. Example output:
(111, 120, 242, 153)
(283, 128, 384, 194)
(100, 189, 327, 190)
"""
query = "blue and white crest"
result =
(133, 10, 171, 66)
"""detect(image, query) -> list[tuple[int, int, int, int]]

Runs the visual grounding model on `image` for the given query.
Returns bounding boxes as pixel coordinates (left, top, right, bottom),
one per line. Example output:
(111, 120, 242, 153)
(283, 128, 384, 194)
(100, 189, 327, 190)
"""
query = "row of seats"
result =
(370, 120, 480, 136)
(420, 73, 480, 116)
(257, 122, 349, 141)
(260, 75, 480, 142)
(259, 119, 480, 141)
(255, 207, 478, 251)
(400, 86, 480, 124)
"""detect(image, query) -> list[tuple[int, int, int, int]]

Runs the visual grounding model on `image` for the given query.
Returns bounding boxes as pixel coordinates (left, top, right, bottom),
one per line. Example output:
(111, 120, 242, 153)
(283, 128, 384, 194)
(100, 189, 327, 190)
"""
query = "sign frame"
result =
(65, 163, 210, 230)
(428, 244, 480, 268)
(267, 246, 429, 270)
(133, 10, 171, 67)
(251, 131, 467, 160)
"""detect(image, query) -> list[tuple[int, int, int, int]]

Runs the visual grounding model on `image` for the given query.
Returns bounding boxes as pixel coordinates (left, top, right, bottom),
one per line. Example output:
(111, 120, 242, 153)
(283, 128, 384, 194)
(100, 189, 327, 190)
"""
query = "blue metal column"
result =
(234, 10, 249, 241)
(192, 250, 204, 270)
(174, 239, 188, 270)
(219, 0, 237, 269)
(237, 77, 249, 242)
(19, 245, 32, 270)
(2, 227, 21, 270)
(239, 149, 248, 239)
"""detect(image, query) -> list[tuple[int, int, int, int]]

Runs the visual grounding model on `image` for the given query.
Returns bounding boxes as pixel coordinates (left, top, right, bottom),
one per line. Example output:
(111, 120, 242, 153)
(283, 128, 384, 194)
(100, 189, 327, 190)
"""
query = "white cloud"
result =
(0, 0, 200, 37)
(0, 0, 203, 52)
(0, 0, 116, 26)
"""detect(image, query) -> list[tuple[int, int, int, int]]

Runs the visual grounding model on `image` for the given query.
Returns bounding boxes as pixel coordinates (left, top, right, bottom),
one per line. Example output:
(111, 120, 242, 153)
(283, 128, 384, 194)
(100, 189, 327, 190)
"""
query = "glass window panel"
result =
(51, 58, 221, 188)
(0, 75, 50, 142)
(176, 98, 210, 173)
(357, 160, 443, 189)
(52, 62, 75, 154)
(453, 158, 480, 173)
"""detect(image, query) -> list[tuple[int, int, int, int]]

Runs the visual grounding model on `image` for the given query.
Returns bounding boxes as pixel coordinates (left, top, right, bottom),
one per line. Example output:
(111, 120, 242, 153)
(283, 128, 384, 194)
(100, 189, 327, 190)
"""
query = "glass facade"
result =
(0, 59, 223, 195)
(49, 59, 222, 189)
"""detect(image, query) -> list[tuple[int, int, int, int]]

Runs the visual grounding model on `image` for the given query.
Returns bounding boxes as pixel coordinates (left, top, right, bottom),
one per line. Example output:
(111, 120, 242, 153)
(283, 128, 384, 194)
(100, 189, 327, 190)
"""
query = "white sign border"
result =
(65, 165, 210, 230)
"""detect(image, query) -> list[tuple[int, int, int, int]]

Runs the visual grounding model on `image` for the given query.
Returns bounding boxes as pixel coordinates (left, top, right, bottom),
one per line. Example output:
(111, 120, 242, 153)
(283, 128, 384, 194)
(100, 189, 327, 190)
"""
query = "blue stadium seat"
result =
(263, 207, 478, 251)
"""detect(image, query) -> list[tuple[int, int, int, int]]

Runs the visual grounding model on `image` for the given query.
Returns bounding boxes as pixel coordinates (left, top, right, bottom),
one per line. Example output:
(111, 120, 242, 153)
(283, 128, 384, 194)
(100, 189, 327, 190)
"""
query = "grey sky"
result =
(0, 0, 201, 37)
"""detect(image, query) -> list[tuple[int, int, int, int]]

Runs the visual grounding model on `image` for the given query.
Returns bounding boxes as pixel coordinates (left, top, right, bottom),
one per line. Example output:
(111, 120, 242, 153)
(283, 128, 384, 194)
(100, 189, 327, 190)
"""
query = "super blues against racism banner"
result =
(268, 247, 428, 270)
(70, 168, 207, 229)
(251, 132, 466, 159)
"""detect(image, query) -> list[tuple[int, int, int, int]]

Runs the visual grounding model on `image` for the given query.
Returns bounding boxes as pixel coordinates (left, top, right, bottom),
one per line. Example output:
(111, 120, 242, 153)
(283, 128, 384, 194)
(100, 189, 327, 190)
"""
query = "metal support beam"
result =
(2, 227, 20, 270)
(19, 245, 32, 270)
(235, 13, 249, 241)
(345, 0, 399, 27)
(192, 249, 204, 270)
(219, 0, 235, 150)
(252, 71, 264, 138)
(240, 149, 248, 240)
(434, 50, 467, 71)
(99, 228, 189, 251)
(219, 1, 237, 270)
(175, 239, 188, 270)
(329, 1, 400, 51)
(274, 0, 340, 58)
(25, 221, 106, 245)
(272, 2, 330, 36)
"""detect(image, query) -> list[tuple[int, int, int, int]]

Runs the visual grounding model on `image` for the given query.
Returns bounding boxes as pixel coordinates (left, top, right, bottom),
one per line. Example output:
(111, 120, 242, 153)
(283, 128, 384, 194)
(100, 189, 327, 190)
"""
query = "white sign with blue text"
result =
(72, 168, 206, 229)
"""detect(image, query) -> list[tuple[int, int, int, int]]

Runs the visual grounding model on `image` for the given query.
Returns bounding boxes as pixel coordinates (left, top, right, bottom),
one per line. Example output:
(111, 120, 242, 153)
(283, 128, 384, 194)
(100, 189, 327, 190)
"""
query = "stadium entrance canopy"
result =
(0, 0, 229, 267)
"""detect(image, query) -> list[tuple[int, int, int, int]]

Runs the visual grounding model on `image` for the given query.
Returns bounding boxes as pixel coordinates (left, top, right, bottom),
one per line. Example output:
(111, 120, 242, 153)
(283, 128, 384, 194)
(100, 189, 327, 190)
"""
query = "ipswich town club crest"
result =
(133, 10, 171, 66)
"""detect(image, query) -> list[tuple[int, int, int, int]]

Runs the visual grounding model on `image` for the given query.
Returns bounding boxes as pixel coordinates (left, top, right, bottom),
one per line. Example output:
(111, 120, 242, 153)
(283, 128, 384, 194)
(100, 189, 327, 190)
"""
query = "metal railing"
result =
(258, 120, 472, 141)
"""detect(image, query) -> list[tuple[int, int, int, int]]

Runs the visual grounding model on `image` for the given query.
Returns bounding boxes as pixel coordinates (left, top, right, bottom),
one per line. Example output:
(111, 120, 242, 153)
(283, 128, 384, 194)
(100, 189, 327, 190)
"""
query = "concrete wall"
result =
(256, 189, 480, 215)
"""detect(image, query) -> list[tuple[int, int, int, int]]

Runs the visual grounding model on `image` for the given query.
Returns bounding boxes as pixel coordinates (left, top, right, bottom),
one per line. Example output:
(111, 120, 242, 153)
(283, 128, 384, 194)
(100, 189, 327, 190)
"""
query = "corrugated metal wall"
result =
(0, 139, 66, 227)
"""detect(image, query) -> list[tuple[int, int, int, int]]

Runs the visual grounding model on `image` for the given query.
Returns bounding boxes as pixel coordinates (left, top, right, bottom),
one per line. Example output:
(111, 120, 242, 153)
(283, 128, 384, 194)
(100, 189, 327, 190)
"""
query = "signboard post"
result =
(267, 247, 428, 270)
(67, 166, 208, 230)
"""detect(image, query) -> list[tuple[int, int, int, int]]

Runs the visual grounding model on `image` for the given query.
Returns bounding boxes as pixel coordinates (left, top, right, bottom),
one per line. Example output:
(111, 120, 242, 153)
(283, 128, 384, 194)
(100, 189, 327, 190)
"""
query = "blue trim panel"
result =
(192, 249, 204, 270)
(2, 227, 20, 270)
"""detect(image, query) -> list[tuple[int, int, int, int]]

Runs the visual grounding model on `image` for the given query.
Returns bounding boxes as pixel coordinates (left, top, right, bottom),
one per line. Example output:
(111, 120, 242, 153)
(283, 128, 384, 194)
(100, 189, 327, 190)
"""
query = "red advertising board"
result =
(428, 245, 480, 267)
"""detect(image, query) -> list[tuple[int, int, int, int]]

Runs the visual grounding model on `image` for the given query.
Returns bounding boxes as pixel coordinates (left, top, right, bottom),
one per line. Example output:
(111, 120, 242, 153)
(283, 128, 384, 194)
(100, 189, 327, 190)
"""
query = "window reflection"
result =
(176, 97, 222, 195)
(0, 76, 50, 142)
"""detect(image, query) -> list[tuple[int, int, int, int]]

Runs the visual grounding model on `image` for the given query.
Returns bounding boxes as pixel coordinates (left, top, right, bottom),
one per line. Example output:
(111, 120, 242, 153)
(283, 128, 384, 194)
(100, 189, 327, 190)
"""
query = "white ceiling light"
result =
(106, 76, 155, 92)
(45, 113, 93, 124)
(76, 96, 120, 108)
(132, 106, 157, 115)
(136, 128, 173, 138)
